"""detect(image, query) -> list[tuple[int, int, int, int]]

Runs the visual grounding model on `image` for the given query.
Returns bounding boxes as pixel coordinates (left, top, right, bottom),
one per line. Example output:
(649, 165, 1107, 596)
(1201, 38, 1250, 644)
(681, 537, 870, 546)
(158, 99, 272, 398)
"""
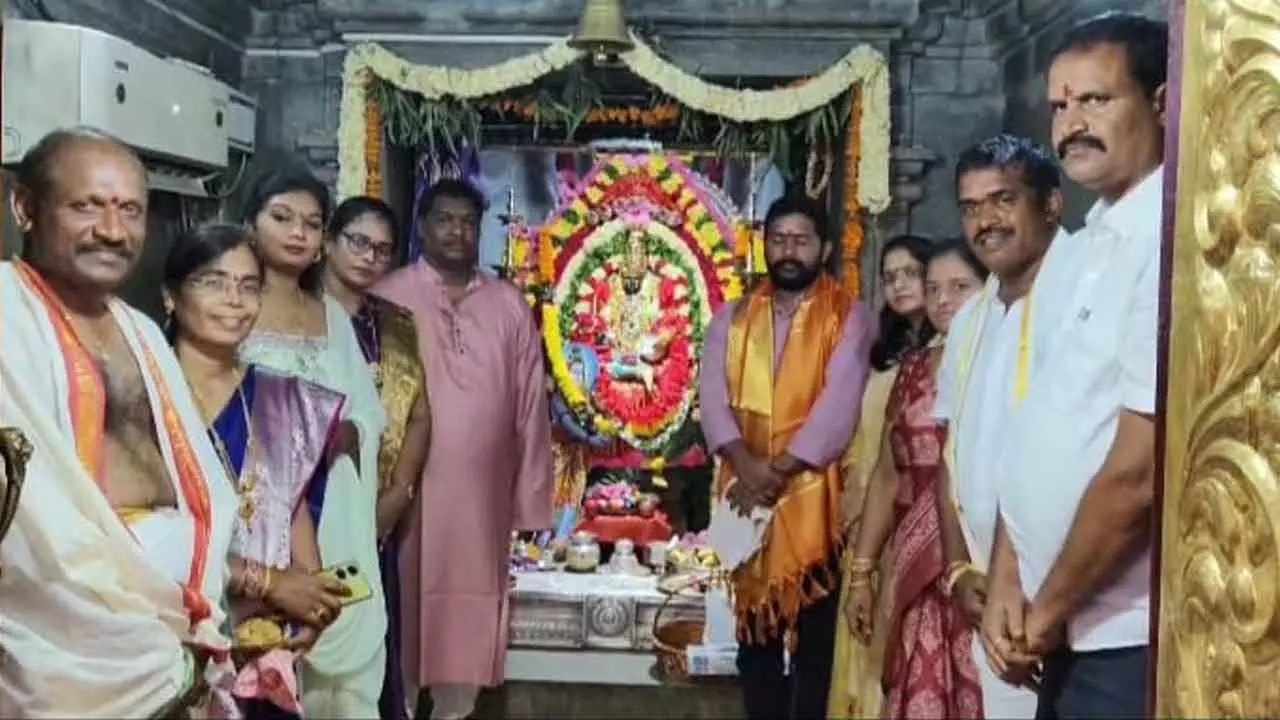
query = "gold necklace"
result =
(199, 371, 258, 524)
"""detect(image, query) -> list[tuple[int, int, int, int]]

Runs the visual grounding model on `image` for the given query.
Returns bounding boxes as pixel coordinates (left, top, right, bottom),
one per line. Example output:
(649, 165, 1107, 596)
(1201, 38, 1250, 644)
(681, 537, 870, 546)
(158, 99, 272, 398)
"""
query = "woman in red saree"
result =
(845, 238, 988, 719)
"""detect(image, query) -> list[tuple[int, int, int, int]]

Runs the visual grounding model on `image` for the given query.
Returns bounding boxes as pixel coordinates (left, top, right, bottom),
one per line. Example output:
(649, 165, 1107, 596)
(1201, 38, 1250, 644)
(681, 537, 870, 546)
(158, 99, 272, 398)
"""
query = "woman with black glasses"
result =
(322, 196, 431, 720)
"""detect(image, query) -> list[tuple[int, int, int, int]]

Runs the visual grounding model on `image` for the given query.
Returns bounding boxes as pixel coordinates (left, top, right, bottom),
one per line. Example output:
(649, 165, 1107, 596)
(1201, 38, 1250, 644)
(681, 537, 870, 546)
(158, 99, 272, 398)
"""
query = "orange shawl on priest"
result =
(717, 274, 852, 643)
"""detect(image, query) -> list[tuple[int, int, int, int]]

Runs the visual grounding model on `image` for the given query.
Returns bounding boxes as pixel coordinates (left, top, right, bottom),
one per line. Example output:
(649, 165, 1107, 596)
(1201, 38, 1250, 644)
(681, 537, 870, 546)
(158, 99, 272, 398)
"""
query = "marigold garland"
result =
(542, 304, 589, 411)
(538, 155, 742, 453)
(544, 154, 738, 304)
(363, 82, 384, 198)
(543, 236, 704, 451)
(841, 87, 864, 298)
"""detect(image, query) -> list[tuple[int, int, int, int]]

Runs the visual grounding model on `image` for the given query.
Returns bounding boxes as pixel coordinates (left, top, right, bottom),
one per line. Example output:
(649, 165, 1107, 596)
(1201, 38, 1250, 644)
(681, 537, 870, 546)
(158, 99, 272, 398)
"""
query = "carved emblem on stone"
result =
(509, 598, 585, 648)
(585, 596, 633, 647)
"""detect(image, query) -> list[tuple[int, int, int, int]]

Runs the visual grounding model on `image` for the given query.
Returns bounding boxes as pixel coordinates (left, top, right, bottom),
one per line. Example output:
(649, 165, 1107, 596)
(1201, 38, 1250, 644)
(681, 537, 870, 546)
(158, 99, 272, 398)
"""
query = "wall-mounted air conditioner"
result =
(2, 20, 255, 176)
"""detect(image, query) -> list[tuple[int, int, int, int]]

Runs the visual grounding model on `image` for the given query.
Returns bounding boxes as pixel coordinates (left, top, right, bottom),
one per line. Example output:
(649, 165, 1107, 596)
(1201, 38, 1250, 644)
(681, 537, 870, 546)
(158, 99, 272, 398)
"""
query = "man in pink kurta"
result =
(374, 178, 554, 720)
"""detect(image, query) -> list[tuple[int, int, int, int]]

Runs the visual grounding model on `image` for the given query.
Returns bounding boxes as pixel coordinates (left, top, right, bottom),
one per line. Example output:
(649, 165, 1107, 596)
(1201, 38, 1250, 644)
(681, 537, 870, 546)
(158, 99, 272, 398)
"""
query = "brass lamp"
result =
(568, 0, 634, 58)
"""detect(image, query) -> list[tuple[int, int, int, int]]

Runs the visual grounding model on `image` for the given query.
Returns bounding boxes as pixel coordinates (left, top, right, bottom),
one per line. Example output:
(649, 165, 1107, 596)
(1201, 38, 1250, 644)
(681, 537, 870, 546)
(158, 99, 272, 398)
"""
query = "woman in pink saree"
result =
(845, 238, 988, 719)
(165, 223, 350, 717)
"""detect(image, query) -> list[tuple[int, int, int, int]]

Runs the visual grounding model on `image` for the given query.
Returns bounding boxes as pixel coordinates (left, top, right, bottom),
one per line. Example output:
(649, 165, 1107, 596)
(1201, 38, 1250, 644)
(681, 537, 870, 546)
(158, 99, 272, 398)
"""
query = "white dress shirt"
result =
(1000, 166, 1164, 651)
(935, 228, 1074, 571)
(935, 229, 1073, 718)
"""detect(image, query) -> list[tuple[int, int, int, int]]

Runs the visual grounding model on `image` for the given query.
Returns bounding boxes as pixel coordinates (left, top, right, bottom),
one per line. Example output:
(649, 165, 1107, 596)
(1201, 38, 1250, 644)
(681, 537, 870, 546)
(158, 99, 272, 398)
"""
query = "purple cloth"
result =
(212, 365, 345, 719)
(212, 366, 341, 538)
(698, 292, 873, 468)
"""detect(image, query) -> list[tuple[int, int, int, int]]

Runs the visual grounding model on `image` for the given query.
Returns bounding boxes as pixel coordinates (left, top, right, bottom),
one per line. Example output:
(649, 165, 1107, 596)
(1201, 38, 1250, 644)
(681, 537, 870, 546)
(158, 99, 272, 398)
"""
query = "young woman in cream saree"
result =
(237, 167, 389, 718)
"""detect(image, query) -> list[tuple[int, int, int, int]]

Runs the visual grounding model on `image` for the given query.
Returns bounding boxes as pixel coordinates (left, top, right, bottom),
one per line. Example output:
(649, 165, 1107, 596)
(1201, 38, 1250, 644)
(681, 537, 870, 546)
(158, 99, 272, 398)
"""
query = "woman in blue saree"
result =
(164, 223, 350, 718)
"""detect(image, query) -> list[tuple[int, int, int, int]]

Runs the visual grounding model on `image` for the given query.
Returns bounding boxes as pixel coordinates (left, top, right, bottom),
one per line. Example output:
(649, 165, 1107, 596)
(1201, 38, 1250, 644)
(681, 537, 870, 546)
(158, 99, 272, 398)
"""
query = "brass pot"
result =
(564, 531, 601, 573)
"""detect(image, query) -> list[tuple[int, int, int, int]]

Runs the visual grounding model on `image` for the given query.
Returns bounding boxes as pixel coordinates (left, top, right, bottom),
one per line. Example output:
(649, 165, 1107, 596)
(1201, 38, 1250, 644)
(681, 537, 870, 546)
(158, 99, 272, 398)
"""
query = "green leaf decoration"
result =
(368, 70, 854, 181)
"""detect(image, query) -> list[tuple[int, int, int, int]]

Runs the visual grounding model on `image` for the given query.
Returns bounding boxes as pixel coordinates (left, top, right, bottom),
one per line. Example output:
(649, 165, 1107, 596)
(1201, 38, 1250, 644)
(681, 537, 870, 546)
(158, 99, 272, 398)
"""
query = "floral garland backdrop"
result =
(363, 96, 384, 198)
(337, 32, 891, 214)
(338, 35, 894, 463)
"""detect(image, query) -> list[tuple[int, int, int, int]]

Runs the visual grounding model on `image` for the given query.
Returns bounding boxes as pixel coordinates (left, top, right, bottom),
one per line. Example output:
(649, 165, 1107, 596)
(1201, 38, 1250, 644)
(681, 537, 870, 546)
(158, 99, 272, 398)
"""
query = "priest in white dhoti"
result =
(0, 128, 239, 718)
(934, 135, 1072, 718)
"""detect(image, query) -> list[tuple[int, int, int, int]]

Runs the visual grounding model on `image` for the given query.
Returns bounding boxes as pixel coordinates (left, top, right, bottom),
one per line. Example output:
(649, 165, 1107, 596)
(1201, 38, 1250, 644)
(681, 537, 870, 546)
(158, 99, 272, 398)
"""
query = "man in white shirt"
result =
(933, 134, 1067, 719)
(982, 12, 1168, 719)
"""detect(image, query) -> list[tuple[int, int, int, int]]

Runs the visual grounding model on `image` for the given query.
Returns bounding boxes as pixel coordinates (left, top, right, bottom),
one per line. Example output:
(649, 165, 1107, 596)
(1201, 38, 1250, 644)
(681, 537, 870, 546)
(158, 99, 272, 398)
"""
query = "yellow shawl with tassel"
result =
(717, 274, 852, 643)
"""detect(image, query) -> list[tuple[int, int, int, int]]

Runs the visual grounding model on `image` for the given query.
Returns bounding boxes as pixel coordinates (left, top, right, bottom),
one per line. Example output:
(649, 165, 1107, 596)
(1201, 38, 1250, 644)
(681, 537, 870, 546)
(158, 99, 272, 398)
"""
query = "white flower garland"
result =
(337, 34, 892, 211)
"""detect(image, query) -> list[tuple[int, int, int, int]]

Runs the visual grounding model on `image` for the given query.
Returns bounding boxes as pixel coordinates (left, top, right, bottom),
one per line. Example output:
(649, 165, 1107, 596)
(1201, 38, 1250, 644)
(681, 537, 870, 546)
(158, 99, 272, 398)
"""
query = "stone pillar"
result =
(860, 144, 939, 301)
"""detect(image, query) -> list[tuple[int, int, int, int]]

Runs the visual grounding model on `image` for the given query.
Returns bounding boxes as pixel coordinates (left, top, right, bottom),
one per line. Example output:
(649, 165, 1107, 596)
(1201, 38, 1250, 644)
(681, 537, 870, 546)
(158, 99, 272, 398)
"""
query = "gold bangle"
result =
(943, 562, 979, 598)
(260, 567, 274, 600)
(237, 561, 263, 599)
(848, 557, 875, 573)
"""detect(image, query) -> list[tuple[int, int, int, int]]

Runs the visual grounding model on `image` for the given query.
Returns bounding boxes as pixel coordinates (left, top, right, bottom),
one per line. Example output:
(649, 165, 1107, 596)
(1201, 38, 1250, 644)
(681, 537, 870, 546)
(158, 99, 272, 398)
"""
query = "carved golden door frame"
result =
(1156, 0, 1280, 716)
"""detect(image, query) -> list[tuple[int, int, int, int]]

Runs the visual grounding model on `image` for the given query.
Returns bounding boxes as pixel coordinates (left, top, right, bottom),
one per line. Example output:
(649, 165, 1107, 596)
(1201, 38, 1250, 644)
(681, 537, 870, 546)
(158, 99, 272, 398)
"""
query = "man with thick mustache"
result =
(981, 13, 1167, 719)
(934, 134, 1068, 719)
(0, 128, 239, 716)
(699, 193, 872, 720)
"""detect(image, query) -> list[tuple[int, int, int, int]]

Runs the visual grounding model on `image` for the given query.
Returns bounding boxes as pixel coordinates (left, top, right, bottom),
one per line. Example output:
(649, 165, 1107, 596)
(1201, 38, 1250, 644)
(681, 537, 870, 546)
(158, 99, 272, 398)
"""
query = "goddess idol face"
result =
(621, 228, 650, 294)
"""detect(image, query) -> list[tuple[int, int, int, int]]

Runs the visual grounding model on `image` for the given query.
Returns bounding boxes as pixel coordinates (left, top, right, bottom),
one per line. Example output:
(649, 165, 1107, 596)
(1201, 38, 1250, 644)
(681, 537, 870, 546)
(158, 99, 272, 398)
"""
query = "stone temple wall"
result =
(238, 0, 992, 248)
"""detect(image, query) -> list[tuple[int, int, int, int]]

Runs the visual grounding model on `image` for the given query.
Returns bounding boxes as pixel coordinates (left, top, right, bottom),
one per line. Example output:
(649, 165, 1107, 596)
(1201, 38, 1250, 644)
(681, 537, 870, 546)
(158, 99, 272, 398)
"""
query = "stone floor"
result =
(417, 679, 743, 719)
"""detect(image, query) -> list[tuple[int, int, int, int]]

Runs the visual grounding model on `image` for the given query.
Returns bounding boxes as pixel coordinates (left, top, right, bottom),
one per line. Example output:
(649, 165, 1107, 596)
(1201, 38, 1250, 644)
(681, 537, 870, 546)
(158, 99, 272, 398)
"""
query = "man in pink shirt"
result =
(699, 194, 873, 720)
(374, 179, 554, 720)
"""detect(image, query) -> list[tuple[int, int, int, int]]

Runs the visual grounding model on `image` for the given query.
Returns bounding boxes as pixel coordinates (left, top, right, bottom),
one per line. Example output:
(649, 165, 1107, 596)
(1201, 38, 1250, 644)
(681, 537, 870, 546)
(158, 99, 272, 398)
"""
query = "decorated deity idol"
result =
(600, 227, 679, 394)
(542, 153, 742, 457)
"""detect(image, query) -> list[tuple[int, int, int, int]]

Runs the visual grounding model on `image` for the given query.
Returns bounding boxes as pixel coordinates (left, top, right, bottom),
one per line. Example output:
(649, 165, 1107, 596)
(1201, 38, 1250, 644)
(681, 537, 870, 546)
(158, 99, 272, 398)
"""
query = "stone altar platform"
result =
(402, 572, 744, 718)
(505, 570, 705, 685)
(487, 570, 741, 717)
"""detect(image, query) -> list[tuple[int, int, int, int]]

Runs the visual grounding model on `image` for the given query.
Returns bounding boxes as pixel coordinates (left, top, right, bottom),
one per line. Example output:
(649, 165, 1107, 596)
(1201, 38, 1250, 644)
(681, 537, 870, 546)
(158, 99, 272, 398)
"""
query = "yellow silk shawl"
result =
(371, 297, 427, 488)
(717, 273, 853, 642)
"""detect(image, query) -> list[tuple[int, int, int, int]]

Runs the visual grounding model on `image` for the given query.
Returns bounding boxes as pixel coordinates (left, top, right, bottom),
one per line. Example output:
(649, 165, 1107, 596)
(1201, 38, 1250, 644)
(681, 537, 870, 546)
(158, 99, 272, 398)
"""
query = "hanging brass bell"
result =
(568, 0, 634, 57)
